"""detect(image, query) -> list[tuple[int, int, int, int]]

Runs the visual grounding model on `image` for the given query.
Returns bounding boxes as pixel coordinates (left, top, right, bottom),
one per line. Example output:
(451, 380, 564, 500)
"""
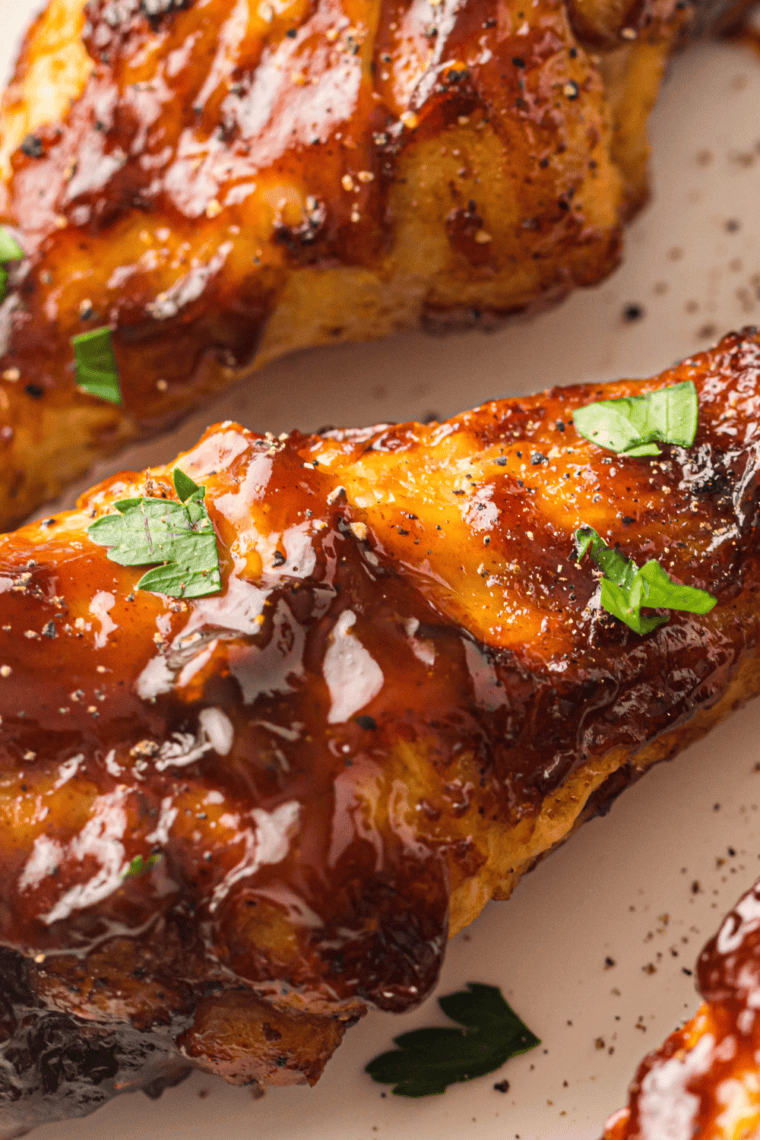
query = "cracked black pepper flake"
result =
(530, 451, 547, 465)
(273, 551, 286, 567)
(493, 1080, 510, 1093)
(25, 384, 44, 399)
(623, 303, 644, 322)
(21, 134, 43, 159)
(355, 715, 377, 730)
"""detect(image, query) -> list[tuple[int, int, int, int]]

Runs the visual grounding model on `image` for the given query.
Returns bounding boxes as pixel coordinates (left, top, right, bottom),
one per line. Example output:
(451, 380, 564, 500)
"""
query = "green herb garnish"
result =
(0, 227, 23, 301)
(122, 853, 161, 878)
(88, 468, 222, 598)
(575, 525, 716, 634)
(365, 983, 540, 1097)
(572, 381, 698, 457)
(72, 326, 122, 404)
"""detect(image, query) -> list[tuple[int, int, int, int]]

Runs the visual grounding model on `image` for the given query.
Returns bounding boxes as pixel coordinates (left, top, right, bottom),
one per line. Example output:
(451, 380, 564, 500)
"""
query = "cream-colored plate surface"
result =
(4, 5, 760, 1137)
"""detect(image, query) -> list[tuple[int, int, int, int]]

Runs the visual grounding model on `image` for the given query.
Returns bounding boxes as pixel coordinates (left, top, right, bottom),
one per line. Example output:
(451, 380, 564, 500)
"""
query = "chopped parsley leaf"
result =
(72, 326, 122, 404)
(573, 380, 698, 457)
(576, 525, 716, 634)
(366, 983, 540, 1097)
(0, 227, 23, 302)
(88, 468, 222, 599)
(122, 853, 161, 878)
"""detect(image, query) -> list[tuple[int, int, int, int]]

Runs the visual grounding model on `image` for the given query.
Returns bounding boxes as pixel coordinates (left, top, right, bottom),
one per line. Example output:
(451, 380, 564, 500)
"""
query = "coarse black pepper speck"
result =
(21, 134, 43, 158)
(623, 304, 644, 322)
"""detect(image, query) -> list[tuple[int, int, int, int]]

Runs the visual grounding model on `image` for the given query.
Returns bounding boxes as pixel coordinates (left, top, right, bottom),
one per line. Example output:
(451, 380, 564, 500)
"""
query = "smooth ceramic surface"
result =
(5, 3, 760, 1137)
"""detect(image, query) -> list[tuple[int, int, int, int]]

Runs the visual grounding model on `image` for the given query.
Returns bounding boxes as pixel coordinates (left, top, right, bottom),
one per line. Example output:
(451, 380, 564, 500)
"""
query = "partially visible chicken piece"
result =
(0, 0, 748, 527)
(603, 877, 760, 1140)
(2, 330, 760, 1134)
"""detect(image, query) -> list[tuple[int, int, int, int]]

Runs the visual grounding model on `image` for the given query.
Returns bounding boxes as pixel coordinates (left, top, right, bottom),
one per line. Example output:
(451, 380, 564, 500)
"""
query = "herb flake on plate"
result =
(72, 326, 122, 404)
(575, 525, 716, 634)
(88, 468, 222, 599)
(365, 983, 540, 1097)
(572, 380, 698, 457)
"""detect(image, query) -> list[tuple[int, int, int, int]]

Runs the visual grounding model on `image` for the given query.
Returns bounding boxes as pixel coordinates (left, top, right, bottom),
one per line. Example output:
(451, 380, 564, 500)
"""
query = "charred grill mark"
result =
(273, 198, 328, 257)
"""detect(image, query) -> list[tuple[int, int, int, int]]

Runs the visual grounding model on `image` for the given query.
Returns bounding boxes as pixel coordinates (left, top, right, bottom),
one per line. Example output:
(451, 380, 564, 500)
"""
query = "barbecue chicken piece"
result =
(0, 0, 748, 529)
(603, 877, 760, 1140)
(1, 329, 760, 1135)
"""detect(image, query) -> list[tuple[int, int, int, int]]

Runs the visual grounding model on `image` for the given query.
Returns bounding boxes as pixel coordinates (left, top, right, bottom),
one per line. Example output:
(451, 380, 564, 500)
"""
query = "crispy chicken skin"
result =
(603, 878, 760, 1140)
(0, 0, 747, 528)
(2, 331, 760, 1134)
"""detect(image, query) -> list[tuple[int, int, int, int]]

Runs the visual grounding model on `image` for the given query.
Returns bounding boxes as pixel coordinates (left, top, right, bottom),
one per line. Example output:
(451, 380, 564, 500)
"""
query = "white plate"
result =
(5, 7, 760, 1138)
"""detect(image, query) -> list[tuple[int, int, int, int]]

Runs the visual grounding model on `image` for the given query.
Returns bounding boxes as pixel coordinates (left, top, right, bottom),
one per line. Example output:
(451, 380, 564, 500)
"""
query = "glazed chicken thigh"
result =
(2, 330, 760, 1135)
(0, 0, 746, 526)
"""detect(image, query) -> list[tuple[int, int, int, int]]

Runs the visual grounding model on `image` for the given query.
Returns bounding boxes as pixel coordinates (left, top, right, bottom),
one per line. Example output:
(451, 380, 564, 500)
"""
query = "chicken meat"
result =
(2, 329, 760, 1134)
(0, 0, 748, 527)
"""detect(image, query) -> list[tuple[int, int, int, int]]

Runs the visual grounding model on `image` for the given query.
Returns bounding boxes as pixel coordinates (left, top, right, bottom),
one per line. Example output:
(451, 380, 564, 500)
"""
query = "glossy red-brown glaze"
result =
(2, 330, 760, 1134)
(0, 0, 745, 525)
(0, 0, 644, 415)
